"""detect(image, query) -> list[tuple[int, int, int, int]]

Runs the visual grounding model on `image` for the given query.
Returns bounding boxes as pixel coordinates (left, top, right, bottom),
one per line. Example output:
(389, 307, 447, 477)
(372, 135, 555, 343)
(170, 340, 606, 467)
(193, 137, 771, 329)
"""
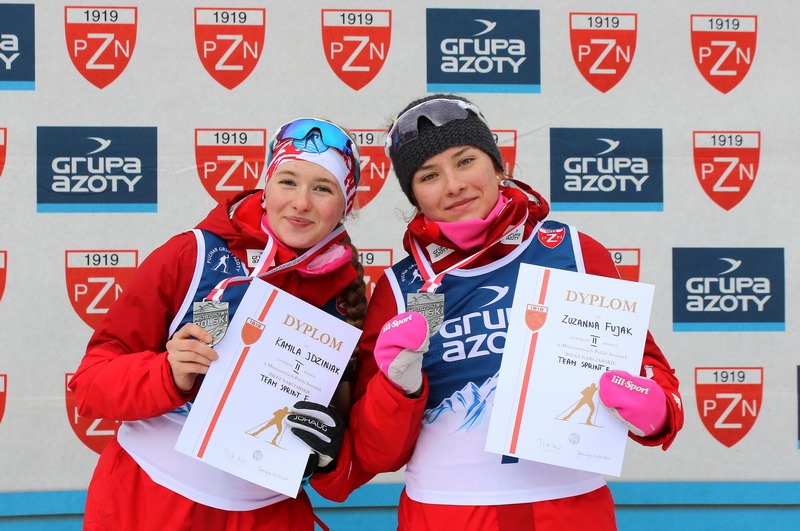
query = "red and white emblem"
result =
(64, 6, 138, 88)
(358, 249, 393, 300)
(608, 248, 640, 282)
(691, 15, 757, 94)
(0, 250, 6, 303)
(321, 10, 391, 91)
(538, 227, 565, 249)
(696, 367, 762, 447)
(569, 13, 637, 93)
(494, 130, 517, 177)
(351, 130, 389, 208)
(65, 374, 121, 454)
(242, 317, 265, 345)
(525, 304, 548, 332)
(0, 375, 6, 424)
(0, 128, 6, 178)
(65, 250, 138, 329)
(195, 129, 267, 203)
(194, 8, 266, 90)
(693, 131, 760, 210)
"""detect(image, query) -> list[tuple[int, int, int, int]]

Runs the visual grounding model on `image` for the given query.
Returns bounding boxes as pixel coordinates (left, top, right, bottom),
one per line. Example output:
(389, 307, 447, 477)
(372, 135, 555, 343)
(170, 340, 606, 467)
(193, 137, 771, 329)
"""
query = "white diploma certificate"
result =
(176, 278, 361, 497)
(485, 264, 654, 476)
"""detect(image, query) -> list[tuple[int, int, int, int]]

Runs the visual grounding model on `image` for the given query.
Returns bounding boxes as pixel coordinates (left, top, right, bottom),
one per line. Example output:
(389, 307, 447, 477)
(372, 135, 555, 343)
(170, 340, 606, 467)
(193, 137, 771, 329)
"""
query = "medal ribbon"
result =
(409, 211, 528, 293)
(204, 225, 346, 302)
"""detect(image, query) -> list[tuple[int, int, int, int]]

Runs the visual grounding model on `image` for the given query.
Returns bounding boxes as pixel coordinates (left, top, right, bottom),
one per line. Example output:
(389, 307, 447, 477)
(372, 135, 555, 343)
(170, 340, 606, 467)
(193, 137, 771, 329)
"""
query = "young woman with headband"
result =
(70, 118, 372, 530)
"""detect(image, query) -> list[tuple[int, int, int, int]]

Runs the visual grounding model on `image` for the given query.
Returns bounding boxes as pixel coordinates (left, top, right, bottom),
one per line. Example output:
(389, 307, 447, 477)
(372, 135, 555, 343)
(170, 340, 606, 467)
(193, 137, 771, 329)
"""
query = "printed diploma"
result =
(176, 278, 361, 496)
(485, 264, 654, 476)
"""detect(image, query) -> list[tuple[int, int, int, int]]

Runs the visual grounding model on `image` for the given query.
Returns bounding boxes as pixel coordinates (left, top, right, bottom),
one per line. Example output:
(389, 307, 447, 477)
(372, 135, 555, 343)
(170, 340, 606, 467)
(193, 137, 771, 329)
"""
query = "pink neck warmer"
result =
(431, 194, 508, 250)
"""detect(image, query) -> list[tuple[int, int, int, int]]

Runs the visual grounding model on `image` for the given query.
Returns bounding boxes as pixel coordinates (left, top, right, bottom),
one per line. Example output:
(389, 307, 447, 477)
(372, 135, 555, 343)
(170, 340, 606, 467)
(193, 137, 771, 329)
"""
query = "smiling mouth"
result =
(286, 216, 313, 226)
(446, 198, 476, 210)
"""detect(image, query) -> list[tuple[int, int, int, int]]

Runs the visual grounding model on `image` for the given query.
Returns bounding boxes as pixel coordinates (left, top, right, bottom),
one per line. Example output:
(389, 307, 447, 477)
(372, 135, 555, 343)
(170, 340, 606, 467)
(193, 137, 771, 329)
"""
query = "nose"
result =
(291, 189, 312, 212)
(442, 171, 466, 195)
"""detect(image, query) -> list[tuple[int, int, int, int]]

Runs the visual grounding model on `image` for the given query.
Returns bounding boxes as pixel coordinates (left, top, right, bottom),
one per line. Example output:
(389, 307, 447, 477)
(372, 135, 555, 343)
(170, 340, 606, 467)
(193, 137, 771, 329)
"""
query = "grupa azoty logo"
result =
(37, 126, 157, 213)
(672, 248, 784, 332)
(426, 8, 541, 93)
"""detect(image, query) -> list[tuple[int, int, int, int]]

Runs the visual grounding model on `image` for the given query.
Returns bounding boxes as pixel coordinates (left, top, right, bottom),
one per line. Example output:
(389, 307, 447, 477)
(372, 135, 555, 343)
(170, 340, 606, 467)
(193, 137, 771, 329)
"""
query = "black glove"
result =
(286, 401, 344, 477)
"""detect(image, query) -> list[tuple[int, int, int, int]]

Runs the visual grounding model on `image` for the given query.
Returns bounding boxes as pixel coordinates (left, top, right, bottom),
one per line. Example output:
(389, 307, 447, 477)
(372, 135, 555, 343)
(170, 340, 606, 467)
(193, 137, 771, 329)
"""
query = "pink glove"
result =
(599, 370, 667, 437)
(374, 311, 429, 395)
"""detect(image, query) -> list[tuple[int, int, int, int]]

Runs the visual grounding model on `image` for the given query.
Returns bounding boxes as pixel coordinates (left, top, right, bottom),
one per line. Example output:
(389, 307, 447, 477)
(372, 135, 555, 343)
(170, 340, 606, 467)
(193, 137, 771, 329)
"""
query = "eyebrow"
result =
(416, 146, 473, 172)
(272, 168, 337, 186)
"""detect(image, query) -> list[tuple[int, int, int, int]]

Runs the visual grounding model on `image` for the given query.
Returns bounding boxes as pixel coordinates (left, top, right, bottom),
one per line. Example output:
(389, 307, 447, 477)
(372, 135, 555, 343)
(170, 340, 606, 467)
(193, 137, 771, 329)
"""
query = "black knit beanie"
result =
(387, 94, 504, 205)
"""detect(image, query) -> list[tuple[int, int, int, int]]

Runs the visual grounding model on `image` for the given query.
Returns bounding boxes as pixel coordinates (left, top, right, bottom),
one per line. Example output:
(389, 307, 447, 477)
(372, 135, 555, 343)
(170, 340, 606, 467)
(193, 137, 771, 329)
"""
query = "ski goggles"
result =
(384, 98, 490, 158)
(269, 118, 360, 185)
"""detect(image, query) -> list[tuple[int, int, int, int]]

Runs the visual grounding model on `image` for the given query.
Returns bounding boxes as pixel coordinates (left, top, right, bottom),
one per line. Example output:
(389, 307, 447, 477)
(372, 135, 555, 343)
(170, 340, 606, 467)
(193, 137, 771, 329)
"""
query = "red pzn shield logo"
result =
(494, 130, 517, 176)
(242, 317, 265, 345)
(321, 10, 391, 91)
(525, 304, 547, 332)
(691, 15, 757, 94)
(0, 251, 6, 303)
(65, 374, 120, 454)
(538, 227, 565, 249)
(0, 375, 6, 424)
(0, 128, 6, 177)
(693, 131, 760, 210)
(695, 367, 762, 447)
(65, 250, 138, 329)
(358, 249, 393, 300)
(608, 248, 640, 282)
(569, 13, 637, 93)
(195, 129, 267, 203)
(64, 6, 138, 89)
(351, 130, 389, 208)
(194, 8, 266, 90)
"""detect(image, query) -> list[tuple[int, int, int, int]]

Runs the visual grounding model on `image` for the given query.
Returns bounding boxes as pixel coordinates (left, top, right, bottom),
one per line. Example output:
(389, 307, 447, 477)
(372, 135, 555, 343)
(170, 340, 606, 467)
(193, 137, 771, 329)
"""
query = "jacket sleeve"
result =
(68, 232, 200, 421)
(579, 232, 684, 449)
(349, 274, 428, 474)
(308, 430, 376, 502)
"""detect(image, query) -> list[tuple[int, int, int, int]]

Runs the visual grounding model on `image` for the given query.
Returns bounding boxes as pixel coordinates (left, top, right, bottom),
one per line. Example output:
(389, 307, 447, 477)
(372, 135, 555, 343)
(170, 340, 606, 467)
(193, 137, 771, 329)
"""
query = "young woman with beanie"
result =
(69, 118, 374, 530)
(348, 95, 684, 530)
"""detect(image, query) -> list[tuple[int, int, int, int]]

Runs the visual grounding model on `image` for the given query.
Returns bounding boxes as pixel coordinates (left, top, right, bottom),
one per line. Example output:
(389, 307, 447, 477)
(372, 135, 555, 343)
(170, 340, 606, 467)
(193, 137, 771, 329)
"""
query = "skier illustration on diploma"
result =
(558, 382, 602, 427)
(247, 406, 291, 446)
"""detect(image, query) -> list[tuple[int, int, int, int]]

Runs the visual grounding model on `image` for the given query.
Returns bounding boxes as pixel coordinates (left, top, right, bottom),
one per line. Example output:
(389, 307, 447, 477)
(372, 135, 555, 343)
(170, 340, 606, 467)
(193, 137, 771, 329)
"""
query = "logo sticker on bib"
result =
(538, 227, 565, 248)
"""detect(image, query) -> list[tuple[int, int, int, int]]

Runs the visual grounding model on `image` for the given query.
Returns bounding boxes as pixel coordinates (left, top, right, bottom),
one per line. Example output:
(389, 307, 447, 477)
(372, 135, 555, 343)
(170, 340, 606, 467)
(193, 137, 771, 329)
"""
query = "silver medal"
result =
(193, 301, 229, 346)
(406, 292, 445, 336)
